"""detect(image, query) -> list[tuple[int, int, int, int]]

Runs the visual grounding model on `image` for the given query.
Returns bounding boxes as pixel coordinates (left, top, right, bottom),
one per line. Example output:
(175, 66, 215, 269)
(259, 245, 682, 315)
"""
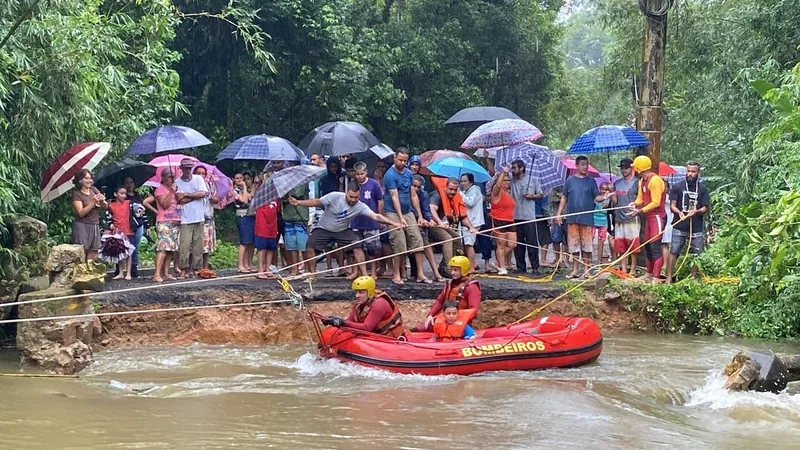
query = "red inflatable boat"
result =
(315, 315, 603, 376)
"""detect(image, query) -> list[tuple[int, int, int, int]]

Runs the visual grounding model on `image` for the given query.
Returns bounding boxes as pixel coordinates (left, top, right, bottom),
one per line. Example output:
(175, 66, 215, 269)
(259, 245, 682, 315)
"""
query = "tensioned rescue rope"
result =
(281, 206, 631, 282)
(0, 207, 628, 311)
(0, 298, 299, 325)
(509, 211, 696, 326)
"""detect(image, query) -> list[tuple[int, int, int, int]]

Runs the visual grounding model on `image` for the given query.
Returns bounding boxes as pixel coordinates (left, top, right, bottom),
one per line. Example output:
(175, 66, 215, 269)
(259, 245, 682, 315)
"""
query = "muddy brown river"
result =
(1, 334, 799, 449)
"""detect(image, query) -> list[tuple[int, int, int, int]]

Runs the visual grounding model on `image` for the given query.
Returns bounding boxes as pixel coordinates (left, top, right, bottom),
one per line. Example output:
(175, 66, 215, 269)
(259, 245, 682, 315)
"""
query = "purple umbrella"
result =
(125, 125, 212, 156)
(596, 172, 618, 188)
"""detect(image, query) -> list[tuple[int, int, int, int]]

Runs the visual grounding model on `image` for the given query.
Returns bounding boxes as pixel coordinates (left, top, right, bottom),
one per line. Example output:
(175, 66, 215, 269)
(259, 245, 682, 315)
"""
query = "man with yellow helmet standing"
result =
(321, 276, 404, 337)
(415, 256, 482, 331)
(627, 155, 667, 283)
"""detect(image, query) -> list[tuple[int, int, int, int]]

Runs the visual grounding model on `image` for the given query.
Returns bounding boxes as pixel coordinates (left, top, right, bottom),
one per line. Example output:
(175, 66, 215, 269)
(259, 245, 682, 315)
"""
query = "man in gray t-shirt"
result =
(510, 159, 544, 274)
(288, 185, 399, 280)
(612, 158, 640, 275)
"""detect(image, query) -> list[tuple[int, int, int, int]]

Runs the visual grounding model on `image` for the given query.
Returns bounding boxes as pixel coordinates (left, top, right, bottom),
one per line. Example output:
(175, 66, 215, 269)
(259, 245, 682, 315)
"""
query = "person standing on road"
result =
(557, 156, 611, 279)
(460, 173, 485, 274)
(667, 161, 710, 283)
(383, 148, 431, 285)
(509, 160, 543, 275)
(175, 158, 208, 278)
(612, 158, 640, 275)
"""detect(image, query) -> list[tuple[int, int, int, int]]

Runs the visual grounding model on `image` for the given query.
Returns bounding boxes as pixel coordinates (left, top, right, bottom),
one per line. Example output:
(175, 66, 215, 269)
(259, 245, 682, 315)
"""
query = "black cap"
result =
(619, 158, 633, 168)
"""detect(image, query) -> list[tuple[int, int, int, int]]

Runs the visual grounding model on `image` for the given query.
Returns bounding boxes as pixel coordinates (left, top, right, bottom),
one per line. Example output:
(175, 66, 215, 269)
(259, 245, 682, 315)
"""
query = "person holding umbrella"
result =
(71, 169, 107, 261)
(175, 158, 208, 278)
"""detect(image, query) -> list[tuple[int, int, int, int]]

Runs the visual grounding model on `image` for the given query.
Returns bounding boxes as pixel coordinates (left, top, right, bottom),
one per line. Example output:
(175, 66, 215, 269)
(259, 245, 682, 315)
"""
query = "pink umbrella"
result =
(145, 154, 234, 209)
(560, 158, 601, 178)
(418, 149, 472, 176)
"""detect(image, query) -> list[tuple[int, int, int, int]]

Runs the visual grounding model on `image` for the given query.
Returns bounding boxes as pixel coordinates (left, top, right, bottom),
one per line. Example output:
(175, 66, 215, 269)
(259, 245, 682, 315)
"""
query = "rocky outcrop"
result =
(723, 350, 798, 393)
(16, 288, 100, 374)
(8, 216, 48, 277)
(14, 243, 104, 375)
(44, 244, 85, 273)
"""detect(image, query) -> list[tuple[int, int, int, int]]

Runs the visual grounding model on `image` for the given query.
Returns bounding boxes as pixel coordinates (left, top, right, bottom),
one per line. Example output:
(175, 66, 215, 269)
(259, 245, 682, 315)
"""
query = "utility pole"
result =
(635, 0, 672, 165)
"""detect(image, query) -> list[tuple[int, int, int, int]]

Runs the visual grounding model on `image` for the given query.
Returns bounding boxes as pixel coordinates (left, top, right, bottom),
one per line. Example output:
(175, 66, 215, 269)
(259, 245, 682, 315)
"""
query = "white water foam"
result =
(288, 352, 458, 384)
(686, 370, 800, 417)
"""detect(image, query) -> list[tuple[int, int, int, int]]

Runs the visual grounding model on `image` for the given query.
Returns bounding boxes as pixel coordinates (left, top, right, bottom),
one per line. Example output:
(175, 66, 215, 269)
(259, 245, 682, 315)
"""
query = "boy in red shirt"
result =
(255, 199, 280, 279)
(106, 186, 134, 280)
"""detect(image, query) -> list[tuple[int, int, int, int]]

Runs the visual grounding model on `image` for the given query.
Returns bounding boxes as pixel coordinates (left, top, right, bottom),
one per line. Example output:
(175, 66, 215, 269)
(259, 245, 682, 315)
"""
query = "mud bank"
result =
(95, 277, 642, 349)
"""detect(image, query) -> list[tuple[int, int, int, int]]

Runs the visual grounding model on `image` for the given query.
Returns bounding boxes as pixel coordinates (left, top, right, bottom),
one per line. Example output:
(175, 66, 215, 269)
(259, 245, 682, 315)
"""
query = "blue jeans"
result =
(131, 225, 144, 276)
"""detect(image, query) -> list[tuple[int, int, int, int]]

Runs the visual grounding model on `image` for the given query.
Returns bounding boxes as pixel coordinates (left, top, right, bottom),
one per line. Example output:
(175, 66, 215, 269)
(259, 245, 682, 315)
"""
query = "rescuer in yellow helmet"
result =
(415, 256, 482, 331)
(320, 276, 404, 337)
(627, 155, 667, 283)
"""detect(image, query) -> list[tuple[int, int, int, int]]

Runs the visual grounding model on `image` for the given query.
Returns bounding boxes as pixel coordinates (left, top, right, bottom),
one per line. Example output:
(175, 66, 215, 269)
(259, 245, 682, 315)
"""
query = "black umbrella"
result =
(445, 106, 522, 127)
(95, 158, 157, 191)
(298, 121, 381, 157)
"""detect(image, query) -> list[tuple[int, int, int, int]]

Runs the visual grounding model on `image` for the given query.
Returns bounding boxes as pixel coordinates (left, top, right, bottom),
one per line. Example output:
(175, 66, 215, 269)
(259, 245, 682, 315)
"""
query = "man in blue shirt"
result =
(556, 156, 611, 279)
(383, 148, 430, 284)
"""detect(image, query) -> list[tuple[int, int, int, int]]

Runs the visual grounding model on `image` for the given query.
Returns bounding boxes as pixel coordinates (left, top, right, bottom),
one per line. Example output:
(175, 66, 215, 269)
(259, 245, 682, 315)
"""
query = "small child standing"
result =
(593, 182, 614, 263)
(432, 300, 477, 341)
(255, 199, 280, 280)
(104, 186, 135, 279)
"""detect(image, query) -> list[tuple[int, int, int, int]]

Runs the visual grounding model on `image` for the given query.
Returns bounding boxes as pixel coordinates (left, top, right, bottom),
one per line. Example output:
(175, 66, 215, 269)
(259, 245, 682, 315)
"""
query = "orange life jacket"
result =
(353, 290, 404, 337)
(431, 176, 465, 223)
(433, 308, 478, 341)
(442, 277, 480, 312)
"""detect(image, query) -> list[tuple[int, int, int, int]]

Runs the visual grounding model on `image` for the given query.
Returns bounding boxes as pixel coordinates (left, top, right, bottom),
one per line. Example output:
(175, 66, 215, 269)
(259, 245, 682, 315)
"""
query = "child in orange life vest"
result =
(432, 300, 477, 341)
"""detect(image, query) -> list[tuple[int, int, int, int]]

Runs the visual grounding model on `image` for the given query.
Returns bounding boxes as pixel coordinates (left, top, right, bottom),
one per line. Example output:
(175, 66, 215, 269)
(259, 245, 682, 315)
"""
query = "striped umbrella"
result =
(216, 134, 304, 162)
(492, 143, 568, 192)
(40, 142, 111, 203)
(248, 165, 327, 214)
(461, 119, 543, 150)
(125, 125, 212, 156)
(567, 125, 650, 154)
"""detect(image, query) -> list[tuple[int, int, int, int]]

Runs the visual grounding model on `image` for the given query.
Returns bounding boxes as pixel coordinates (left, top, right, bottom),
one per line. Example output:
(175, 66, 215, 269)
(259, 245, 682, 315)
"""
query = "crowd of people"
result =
(69, 149, 711, 285)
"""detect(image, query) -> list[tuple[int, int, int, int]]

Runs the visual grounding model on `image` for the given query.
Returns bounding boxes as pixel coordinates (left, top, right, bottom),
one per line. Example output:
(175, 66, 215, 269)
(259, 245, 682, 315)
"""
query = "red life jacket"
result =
(442, 277, 480, 312)
(352, 291, 404, 337)
(433, 308, 478, 341)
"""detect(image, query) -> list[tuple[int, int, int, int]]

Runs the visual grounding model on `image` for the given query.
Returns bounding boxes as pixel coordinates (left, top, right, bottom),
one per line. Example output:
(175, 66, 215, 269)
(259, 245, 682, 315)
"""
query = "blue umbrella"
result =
(216, 134, 304, 162)
(125, 125, 212, 156)
(567, 125, 650, 154)
(427, 157, 491, 183)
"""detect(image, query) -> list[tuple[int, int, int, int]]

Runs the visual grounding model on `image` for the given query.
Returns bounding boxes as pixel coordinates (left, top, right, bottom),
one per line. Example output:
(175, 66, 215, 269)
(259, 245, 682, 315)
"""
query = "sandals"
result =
(416, 279, 433, 284)
(391, 279, 405, 286)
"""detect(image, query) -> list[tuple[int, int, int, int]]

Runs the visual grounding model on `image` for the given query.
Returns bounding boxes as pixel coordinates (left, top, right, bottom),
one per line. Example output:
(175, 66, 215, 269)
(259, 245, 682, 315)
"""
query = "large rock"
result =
(44, 244, 85, 272)
(724, 350, 790, 393)
(71, 262, 105, 292)
(785, 381, 800, 395)
(16, 287, 96, 374)
(7, 216, 48, 278)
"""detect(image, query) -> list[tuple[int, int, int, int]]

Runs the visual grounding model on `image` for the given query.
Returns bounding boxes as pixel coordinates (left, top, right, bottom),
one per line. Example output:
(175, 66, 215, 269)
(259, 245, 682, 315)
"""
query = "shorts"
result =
(380, 227, 390, 244)
(550, 221, 564, 244)
(491, 218, 516, 234)
(535, 221, 552, 246)
(203, 219, 217, 254)
(236, 215, 256, 245)
(614, 220, 641, 254)
(71, 220, 101, 252)
(156, 221, 180, 252)
(593, 225, 608, 241)
(461, 226, 476, 246)
(386, 212, 423, 253)
(670, 230, 704, 255)
(254, 235, 278, 251)
(308, 228, 359, 252)
(355, 229, 381, 256)
(283, 222, 308, 251)
(420, 227, 430, 245)
(662, 225, 673, 244)
(567, 223, 593, 254)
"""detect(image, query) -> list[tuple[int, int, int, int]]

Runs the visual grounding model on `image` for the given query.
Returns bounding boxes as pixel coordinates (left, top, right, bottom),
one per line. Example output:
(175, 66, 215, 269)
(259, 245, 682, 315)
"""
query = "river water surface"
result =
(1, 335, 799, 449)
